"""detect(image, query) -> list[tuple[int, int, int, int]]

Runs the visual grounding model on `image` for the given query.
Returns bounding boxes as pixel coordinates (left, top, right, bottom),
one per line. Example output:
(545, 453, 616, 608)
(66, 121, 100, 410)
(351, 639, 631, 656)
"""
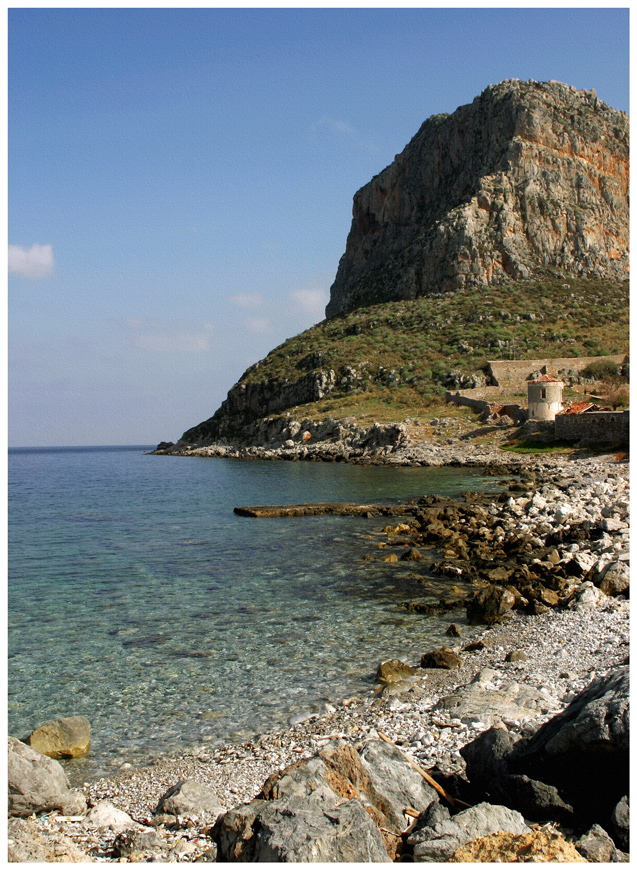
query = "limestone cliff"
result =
(326, 80, 628, 318)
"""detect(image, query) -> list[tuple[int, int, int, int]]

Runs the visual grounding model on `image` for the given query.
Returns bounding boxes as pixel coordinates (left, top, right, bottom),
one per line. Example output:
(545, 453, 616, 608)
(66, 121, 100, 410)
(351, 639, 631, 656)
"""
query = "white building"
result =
(527, 375, 564, 421)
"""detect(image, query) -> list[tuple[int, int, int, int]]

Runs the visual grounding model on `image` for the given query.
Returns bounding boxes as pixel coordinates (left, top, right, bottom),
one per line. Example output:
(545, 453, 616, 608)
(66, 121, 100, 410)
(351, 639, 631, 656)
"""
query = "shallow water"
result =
(9, 446, 507, 783)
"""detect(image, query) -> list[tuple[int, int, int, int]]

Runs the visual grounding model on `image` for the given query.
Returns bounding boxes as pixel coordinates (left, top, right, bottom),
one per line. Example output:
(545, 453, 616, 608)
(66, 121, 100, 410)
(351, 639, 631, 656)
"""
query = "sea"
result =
(8, 445, 508, 785)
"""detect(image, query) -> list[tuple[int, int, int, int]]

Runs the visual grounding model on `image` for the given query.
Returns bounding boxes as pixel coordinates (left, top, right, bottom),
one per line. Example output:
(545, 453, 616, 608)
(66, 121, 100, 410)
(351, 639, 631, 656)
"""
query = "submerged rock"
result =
(28, 715, 91, 759)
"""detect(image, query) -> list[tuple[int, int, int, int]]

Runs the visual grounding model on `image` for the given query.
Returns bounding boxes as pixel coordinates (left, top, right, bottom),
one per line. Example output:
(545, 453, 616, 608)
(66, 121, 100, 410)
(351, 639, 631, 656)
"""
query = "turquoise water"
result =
(9, 446, 505, 783)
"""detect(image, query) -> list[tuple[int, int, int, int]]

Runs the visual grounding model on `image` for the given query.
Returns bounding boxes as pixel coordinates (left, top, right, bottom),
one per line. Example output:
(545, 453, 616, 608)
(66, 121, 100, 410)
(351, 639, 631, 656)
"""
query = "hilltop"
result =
(166, 80, 628, 450)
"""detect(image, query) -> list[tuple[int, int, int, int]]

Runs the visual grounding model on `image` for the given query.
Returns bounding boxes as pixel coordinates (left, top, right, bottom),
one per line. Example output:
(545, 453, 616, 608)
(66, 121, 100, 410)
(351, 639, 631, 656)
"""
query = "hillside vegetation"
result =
(184, 277, 628, 441)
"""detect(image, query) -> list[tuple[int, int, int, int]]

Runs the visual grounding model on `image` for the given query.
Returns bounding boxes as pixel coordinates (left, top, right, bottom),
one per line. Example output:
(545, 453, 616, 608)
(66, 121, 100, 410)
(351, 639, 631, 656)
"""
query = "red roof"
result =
(557, 401, 595, 416)
(533, 375, 563, 383)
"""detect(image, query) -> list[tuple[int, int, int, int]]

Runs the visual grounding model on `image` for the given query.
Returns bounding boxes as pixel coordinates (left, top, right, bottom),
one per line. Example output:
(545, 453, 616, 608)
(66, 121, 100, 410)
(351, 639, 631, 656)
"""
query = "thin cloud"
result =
(313, 115, 356, 136)
(289, 288, 329, 318)
(230, 292, 264, 310)
(123, 318, 214, 354)
(9, 243, 55, 279)
(244, 317, 271, 334)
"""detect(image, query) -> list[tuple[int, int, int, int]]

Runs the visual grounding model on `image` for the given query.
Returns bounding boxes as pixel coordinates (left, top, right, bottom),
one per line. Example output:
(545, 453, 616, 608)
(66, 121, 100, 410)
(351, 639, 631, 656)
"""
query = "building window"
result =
(541, 388, 546, 399)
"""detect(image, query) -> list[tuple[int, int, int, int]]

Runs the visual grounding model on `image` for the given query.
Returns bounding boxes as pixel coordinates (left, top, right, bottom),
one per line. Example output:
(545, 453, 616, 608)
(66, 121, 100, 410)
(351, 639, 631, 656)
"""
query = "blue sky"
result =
(9, 7, 630, 446)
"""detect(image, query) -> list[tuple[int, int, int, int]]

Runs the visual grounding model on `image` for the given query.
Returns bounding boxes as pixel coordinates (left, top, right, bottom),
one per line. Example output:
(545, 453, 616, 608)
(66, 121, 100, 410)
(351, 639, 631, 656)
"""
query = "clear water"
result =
(8, 446, 506, 784)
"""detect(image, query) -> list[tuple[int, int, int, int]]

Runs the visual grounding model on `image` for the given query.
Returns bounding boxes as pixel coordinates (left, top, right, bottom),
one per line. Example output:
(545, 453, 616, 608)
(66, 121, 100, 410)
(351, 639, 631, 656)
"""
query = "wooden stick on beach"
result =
(377, 731, 471, 811)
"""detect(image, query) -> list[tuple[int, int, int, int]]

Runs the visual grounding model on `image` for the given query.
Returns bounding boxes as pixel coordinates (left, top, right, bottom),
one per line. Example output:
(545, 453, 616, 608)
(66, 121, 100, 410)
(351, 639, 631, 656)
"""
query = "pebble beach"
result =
(8, 445, 630, 861)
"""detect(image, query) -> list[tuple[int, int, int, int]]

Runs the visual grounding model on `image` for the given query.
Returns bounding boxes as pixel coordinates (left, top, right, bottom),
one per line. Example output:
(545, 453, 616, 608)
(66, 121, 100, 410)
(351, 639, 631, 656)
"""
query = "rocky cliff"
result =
(326, 79, 628, 317)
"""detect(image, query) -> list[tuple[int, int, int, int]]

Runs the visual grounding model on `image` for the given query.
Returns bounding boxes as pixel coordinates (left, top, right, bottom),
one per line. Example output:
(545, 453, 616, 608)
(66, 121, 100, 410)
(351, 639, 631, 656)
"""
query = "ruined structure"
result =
(527, 376, 564, 421)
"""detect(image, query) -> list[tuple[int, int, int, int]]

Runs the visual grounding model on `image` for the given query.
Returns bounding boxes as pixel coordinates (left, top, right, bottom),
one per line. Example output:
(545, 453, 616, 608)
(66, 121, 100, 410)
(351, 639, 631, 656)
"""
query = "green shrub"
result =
(582, 359, 621, 380)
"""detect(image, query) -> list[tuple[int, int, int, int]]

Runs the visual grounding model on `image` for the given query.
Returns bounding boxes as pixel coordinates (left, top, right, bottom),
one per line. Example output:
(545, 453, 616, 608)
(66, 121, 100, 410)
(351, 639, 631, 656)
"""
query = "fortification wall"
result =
(555, 410, 629, 444)
(487, 354, 626, 386)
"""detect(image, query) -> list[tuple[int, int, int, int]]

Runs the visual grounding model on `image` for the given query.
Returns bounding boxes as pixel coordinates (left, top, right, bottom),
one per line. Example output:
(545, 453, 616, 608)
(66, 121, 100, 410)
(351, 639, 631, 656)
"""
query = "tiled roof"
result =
(557, 401, 595, 415)
(533, 375, 563, 383)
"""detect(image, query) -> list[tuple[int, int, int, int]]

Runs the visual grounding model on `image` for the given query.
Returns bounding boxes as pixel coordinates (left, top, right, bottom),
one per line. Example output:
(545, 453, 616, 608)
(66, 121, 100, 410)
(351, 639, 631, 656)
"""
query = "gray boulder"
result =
(459, 726, 520, 787)
(407, 801, 529, 861)
(155, 779, 224, 820)
(113, 827, 165, 859)
(8, 736, 87, 818)
(610, 796, 629, 852)
(214, 796, 390, 862)
(358, 738, 438, 826)
(575, 824, 620, 862)
(84, 800, 138, 832)
(490, 774, 574, 823)
(251, 797, 391, 862)
(511, 665, 629, 824)
(436, 668, 559, 727)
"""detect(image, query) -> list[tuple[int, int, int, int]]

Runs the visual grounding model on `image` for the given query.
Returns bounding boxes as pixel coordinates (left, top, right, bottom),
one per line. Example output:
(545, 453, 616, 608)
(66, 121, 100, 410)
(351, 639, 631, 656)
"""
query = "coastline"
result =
(9, 445, 630, 861)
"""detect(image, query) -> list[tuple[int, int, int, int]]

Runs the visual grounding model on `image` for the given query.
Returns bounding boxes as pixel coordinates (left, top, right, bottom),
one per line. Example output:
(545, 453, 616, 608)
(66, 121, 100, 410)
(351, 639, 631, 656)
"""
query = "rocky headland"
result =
(327, 79, 628, 317)
(8, 450, 630, 862)
(164, 78, 628, 450)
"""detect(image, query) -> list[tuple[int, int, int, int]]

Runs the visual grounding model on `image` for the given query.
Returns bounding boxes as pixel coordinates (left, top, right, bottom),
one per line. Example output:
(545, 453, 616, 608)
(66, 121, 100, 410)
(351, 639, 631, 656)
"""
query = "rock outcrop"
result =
(326, 79, 628, 317)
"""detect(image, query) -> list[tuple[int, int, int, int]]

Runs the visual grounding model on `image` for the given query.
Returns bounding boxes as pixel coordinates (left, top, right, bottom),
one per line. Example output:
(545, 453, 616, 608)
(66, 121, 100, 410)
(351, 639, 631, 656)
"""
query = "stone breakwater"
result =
(8, 452, 629, 862)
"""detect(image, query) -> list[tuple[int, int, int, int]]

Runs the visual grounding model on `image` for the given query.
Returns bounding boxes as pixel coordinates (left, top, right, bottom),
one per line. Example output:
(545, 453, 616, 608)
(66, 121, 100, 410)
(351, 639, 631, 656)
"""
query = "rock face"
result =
(326, 79, 628, 317)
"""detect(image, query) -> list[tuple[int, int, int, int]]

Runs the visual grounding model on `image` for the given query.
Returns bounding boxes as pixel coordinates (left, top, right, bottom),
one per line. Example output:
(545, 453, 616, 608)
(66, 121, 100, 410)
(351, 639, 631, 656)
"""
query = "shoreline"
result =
(10, 446, 629, 861)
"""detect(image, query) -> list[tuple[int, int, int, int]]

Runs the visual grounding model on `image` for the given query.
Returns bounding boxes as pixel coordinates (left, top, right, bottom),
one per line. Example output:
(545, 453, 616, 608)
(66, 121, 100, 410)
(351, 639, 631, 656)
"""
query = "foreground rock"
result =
(8, 817, 92, 863)
(451, 827, 586, 863)
(407, 801, 529, 861)
(155, 778, 224, 821)
(28, 715, 91, 759)
(510, 665, 629, 828)
(214, 738, 443, 861)
(8, 736, 87, 818)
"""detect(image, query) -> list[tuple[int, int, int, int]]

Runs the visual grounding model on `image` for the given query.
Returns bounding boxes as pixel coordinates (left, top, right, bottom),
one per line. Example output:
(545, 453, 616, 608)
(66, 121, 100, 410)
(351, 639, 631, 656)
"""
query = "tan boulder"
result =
(452, 828, 586, 862)
(28, 715, 91, 759)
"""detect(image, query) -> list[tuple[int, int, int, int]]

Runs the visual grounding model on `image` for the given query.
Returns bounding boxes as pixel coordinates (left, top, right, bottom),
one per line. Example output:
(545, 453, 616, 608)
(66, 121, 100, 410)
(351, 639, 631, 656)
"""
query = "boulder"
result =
(113, 827, 165, 859)
(436, 669, 559, 727)
(575, 824, 619, 862)
(28, 715, 91, 759)
(598, 561, 630, 597)
(510, 665, 629, 825)
(420, 648, 463, 669)
(407, 801, 528, 861)
(8, 817, 92, 863)
(84, 800, 138, 832)
(610, 796, 630, 852)
(214, 796, 391, 862)
(376, 659, 418, 684)
(452, 827, 586, 863)
(459, 727, 520, 788)
(8, 736, 87, 818)
(358, 738, 438, 826)
(569, 580, 608, 611)
(155, 779, 224, 820)
(466, 585, 515, 624)
(401, 547, 424, 561)
(490, 774, 574, 823)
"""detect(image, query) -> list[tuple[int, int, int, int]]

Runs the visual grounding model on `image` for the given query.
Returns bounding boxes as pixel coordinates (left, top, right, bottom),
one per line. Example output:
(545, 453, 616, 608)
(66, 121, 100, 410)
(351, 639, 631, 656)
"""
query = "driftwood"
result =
(377, 731, 471, 811)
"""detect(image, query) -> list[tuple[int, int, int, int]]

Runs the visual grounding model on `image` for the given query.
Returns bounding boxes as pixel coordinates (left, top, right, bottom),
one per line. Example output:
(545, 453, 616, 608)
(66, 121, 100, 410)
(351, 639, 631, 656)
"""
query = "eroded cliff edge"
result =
(325, 79, 628, 317)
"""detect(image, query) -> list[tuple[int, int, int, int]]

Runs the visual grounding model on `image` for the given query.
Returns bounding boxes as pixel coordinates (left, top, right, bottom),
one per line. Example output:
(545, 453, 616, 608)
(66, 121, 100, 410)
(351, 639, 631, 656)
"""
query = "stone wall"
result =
(488, 355, 626, 387)
(555, 410, 629, 444)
